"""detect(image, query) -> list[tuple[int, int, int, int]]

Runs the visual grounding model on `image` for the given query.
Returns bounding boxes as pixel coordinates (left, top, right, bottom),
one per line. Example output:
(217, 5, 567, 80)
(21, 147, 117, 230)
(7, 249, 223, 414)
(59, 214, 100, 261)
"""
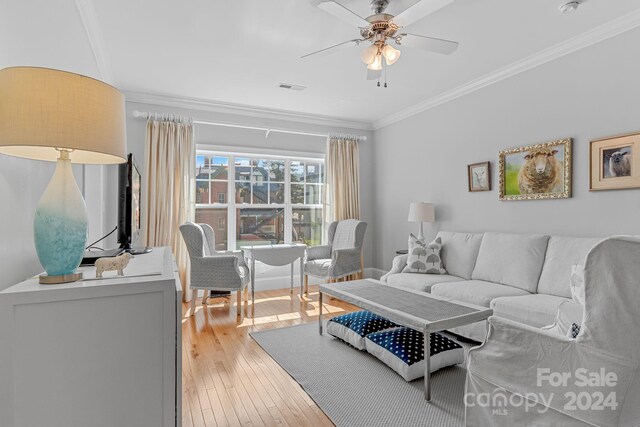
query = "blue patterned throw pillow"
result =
(365, 328, 464, 381)
(326, 311, 399, 350)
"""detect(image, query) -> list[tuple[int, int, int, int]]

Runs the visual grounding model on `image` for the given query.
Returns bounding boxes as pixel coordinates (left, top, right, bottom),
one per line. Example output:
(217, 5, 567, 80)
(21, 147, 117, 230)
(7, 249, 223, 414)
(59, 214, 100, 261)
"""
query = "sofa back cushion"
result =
(536, 236, 602, 297)
(471, 232, 549, 292)
(436, 231, 484, 279)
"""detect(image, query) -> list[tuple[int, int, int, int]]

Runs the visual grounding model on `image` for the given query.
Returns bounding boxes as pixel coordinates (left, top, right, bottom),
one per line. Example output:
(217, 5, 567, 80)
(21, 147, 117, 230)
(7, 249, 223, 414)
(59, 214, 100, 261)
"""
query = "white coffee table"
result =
(319, 279, 493, 401)
(241, 243, 307, 304)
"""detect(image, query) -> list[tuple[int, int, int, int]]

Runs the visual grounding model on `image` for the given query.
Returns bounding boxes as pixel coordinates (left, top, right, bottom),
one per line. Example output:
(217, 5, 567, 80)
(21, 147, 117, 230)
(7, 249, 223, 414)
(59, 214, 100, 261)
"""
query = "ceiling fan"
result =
(303, 0, 459, 85)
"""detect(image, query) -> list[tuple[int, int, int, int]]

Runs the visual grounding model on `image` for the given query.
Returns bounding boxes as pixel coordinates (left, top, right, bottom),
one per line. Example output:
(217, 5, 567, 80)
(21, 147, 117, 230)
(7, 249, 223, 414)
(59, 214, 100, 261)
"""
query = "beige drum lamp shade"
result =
(408, 202, 435, 240)
(0, 66, 126, 164)
(408, 202, 435, 223)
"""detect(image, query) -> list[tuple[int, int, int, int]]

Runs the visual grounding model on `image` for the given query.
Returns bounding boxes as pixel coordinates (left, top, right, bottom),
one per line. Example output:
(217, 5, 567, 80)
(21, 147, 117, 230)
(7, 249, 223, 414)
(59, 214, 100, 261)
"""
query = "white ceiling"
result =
(2, 0, 640, 127)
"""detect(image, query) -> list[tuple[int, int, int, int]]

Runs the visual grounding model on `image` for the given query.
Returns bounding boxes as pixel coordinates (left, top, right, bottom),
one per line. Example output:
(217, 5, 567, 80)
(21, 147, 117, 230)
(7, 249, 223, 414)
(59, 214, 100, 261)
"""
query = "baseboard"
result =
(185, 267, 390, 301)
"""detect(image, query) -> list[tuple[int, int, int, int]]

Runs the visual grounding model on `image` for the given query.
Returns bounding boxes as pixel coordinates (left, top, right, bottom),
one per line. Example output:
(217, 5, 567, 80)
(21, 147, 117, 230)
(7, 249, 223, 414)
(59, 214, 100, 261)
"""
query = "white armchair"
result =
(465, 237, 640, 426)
(180, 222, 250, 317)
(304, 220, 367, 287)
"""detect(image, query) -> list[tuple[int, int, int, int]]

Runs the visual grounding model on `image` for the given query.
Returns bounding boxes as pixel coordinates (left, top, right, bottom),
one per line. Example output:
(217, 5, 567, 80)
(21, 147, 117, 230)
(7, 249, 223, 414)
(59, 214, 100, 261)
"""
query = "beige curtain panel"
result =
(324, 135, 362, 280)
(144, 118, 195, 301)
(324, 135, 361, 223)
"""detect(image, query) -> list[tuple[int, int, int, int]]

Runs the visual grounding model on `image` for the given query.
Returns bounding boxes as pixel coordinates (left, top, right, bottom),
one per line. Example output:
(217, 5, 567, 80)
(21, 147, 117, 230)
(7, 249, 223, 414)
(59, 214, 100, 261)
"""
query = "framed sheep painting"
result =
(499, 138, 572, 201)
(590, 132, 640, 191)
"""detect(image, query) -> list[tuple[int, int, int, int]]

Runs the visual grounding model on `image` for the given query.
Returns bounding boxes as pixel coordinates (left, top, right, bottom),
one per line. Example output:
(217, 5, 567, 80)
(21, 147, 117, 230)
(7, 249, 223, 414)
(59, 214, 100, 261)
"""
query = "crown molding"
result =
(123, 90, 374, 131)
(373, 9, 640, 130)
(74, 0, 113, 84)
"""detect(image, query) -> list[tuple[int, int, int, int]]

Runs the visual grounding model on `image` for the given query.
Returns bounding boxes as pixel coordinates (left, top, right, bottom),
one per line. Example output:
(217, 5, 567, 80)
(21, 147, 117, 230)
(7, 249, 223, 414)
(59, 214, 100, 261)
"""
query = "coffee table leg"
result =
(319, 292, 323, 335)
(424, 328, 431, 401)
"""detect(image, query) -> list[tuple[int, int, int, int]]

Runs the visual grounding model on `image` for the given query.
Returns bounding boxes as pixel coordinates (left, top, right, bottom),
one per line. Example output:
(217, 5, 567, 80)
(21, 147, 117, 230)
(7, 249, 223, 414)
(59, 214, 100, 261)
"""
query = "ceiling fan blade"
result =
(395, 33, 459, 55)
(366, 69, 382, 80)
(301, 39, 362, 59)
(317, 1, 370, 28)
(392, 0, 454, 28)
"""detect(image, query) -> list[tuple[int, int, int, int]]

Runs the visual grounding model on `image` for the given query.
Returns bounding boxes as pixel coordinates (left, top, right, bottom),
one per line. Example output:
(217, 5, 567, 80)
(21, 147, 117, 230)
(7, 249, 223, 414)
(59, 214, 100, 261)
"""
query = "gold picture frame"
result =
(499, 138, 572, 201)
(590, 132, 640, 191)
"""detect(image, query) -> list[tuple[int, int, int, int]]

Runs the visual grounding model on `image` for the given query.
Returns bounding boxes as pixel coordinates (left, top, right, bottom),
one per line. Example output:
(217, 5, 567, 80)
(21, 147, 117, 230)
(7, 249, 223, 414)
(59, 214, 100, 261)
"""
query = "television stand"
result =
(129, 246, 153, 255)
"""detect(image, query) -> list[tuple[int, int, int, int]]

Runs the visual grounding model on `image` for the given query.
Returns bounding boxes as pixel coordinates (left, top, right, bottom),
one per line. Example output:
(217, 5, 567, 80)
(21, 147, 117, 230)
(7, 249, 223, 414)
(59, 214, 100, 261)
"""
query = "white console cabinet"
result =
(0, 247, 182, 427)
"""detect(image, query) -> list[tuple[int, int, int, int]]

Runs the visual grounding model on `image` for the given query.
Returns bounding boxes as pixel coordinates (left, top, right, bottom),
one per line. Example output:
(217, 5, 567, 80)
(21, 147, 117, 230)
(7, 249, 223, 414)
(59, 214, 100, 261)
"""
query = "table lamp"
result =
(0, 67, 127, 284)
(407, 202, 435, 240)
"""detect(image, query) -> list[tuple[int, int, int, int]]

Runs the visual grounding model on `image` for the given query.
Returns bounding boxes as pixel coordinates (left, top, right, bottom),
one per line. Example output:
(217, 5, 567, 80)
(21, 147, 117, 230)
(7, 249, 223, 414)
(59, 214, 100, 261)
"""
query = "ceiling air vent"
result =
(278, 82, 306, 91)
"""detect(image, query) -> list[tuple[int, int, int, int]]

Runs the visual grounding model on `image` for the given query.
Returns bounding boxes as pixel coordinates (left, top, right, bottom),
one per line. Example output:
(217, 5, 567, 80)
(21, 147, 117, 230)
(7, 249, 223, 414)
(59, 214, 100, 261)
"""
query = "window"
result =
(195, 151, 324, 250)
(195, 155, 229, 250)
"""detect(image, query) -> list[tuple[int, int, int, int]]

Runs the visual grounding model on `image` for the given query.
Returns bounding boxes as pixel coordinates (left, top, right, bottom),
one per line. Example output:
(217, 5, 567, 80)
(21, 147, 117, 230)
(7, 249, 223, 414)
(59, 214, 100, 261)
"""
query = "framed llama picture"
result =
(590, 132, 640, 191)
(468, 161, 491, 192)
(499, 138, 572, 201)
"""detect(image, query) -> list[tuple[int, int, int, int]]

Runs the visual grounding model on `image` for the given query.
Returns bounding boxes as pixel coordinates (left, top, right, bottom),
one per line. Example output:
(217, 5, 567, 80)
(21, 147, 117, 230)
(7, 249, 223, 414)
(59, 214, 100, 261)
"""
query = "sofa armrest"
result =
(380, 254, 408, 282)
(467, 316, 635, 427)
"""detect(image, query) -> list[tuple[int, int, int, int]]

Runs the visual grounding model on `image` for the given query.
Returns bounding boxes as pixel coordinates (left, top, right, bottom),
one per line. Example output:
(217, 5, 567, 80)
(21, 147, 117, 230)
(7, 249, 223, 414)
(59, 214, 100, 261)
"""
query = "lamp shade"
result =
(408, 202, 435, 223)
(0, 66, 126, 164)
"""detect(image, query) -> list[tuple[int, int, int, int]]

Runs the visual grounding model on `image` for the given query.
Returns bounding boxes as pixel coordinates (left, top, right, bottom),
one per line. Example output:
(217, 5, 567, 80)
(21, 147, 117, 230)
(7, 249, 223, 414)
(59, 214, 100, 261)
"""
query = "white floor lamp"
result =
(408, 202, 435, 240)
(0, 67, 127, 284)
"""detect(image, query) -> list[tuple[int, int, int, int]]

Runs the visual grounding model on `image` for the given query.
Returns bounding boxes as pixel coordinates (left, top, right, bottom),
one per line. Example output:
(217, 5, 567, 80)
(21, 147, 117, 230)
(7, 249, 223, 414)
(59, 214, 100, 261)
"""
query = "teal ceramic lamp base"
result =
(34, 150, 88, 284)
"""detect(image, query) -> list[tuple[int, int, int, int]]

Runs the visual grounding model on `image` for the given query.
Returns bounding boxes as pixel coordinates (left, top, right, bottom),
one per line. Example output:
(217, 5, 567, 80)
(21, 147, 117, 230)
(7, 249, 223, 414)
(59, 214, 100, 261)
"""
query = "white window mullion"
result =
(284, 158, 292, 244)
(228, 155, 237, 250)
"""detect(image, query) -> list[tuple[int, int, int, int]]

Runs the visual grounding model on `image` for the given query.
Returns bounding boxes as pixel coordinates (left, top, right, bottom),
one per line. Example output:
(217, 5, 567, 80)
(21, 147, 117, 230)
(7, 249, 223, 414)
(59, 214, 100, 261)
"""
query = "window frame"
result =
(195, 150, 324, 250)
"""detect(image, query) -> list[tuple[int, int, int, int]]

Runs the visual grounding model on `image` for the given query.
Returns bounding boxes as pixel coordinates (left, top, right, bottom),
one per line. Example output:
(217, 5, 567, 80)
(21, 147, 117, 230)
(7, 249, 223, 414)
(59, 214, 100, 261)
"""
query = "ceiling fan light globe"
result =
(360, 45, 378, 65)
(382, 44, 401, 65)
(367, 54, 383, 71)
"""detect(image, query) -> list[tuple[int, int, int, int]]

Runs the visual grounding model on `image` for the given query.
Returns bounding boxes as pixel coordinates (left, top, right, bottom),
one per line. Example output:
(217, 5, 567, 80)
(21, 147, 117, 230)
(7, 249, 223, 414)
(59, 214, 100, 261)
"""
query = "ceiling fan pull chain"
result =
(384, 62, 388, 88)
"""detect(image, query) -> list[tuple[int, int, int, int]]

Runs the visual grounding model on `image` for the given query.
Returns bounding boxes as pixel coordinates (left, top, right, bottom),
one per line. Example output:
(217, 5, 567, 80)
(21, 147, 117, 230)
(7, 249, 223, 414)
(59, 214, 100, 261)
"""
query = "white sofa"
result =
(381, 231, 601, 341)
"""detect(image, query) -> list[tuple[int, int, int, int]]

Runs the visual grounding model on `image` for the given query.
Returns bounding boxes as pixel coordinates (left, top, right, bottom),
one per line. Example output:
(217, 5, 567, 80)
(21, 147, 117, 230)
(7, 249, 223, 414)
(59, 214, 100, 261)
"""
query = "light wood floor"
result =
(181, 285, 357, 427)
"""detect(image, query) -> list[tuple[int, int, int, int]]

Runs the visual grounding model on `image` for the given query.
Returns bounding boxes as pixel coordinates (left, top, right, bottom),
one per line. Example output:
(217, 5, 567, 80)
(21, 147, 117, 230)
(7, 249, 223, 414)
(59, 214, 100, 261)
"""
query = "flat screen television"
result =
(117, 153, 141, 249)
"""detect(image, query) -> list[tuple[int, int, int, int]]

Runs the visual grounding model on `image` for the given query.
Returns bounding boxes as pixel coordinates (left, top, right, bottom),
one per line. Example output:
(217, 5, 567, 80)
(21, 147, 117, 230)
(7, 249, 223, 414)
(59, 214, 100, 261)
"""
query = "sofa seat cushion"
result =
(436, 231, 484, 280)
(365, 328, 464, 381)
(490, 294, 572, 328)
(471, 232, 549, 292)
(536, 236, 602, 298)
(386, 273, 464, 293)
(326, 311, 399, 350)
(431, 280, 530, 308)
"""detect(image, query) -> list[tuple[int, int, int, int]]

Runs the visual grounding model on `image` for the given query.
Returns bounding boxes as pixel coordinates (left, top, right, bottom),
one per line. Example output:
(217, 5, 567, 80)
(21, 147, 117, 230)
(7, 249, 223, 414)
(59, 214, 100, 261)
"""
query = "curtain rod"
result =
(131, 110, 367, 142)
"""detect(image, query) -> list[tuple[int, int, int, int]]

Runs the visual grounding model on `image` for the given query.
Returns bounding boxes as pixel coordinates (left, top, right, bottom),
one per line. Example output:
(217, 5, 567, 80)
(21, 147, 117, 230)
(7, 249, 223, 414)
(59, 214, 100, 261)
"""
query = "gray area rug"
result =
(250, 322, 477, 427)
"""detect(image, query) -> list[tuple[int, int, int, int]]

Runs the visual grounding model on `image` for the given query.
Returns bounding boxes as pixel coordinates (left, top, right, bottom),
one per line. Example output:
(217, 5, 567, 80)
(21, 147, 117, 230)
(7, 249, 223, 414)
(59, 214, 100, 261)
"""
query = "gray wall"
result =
(372, 27, 640, 271)
(104, 101, 375, 271)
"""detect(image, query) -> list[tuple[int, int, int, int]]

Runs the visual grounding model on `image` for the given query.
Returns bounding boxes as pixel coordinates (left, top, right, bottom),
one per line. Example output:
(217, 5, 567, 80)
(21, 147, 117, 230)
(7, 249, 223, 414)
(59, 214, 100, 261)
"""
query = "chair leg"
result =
(244, 286, 248, 303)
(304, 275, 309, 294)
(236, 290, 242, 316)
(190, 289, 197, 316)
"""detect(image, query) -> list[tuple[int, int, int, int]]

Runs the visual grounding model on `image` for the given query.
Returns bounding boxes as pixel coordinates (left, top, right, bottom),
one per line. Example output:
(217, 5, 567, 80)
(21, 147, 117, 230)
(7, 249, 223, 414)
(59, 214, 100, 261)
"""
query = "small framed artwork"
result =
(468, 161, 491, 192)
(590, 132, 640, 191)
(499, 138, 572, 201)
